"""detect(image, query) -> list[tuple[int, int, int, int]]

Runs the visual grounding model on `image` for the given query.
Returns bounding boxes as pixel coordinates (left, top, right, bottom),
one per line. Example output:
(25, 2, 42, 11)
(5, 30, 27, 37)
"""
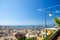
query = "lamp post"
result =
(38, 9, 52, 27)
(38, 9, 53, 39)
(45, 11, 52, 38)
(38, 6, 60, 39)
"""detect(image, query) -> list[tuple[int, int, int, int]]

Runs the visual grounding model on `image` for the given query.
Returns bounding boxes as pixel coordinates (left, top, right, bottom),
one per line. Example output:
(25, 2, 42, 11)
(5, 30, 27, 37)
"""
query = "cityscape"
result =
(0, 25, 57, 40)
(0, 0, 60, 40)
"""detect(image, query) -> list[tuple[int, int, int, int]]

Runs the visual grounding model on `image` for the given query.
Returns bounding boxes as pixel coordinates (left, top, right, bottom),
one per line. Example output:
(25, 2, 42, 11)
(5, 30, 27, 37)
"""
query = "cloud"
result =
(38, 5, 60, 12)
(52, 10, 60, 14)
(56, 10, 60, 13)
(44, 5, 60, 9)
(38, 9, 42, 11)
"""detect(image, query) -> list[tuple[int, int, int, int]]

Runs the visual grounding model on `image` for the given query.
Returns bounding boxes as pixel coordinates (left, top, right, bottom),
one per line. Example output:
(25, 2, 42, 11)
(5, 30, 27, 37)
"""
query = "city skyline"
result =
(0, 0, 60, 25)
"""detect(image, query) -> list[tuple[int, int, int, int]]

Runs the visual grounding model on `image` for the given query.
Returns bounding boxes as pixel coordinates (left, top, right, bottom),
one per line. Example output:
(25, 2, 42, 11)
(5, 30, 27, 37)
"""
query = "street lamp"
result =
(45, 11, 53, 38)
(38, 9, 53, 39)
(38, 9, 52, 27)
(38, 5, 60, 39)
(49, 12, 52, 17)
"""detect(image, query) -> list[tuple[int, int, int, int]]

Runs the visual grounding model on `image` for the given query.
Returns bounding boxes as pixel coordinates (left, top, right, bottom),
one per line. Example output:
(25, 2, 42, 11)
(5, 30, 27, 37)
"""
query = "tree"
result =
(15, 33, 26, 40)
(54, 17, 60, 27)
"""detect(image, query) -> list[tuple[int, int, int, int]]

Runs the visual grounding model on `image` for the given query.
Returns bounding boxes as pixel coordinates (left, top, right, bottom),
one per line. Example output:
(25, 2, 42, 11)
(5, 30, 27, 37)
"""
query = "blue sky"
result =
(0, 0, 60, 25)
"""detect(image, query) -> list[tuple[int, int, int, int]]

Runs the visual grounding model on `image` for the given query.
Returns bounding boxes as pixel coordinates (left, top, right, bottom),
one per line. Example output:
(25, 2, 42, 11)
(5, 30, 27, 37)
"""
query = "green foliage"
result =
(54, 17, 60, 27)
(17, 36, 32, 40)
(26, 38, 32, 40)
(18, 38, 32, 40)
(43, 34, 52, 40)
(18, 36, 26, 40)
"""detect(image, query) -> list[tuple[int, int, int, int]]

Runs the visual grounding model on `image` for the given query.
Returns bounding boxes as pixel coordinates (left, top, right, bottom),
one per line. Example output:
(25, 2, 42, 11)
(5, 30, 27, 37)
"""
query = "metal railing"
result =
(48, 29, 60, 40)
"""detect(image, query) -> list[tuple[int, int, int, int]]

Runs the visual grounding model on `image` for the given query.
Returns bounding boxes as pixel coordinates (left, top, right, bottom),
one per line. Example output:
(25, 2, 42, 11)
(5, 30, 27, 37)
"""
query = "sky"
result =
(0, 0, 60, 25)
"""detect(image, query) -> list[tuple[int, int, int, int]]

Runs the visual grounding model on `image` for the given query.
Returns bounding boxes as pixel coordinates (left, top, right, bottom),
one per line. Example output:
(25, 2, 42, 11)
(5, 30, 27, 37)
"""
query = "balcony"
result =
(48, 29, 60, 40)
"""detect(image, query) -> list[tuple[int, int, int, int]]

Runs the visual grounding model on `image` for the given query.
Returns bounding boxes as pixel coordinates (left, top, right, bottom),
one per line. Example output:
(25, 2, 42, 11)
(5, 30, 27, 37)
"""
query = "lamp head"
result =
(49, 12, 52, 17)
